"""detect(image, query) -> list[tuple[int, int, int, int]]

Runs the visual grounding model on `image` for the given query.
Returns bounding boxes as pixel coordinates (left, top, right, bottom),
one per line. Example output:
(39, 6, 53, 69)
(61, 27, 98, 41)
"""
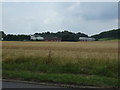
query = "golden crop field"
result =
(2, 41, 118, 62)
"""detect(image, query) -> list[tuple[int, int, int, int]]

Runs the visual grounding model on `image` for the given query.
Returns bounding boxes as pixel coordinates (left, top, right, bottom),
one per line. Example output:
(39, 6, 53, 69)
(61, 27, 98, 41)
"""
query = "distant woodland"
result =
(91, 29, 120, 40)
(0, 29, 119, 41)
(0, 30, 88, 41)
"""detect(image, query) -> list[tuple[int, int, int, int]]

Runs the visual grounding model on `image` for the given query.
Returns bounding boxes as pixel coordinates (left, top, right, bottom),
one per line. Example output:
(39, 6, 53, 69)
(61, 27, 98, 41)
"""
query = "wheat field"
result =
(2, 41, 118, 61)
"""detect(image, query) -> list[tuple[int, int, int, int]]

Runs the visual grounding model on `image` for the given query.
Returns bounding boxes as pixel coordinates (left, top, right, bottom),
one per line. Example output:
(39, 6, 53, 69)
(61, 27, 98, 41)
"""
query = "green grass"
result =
(3, 70, 119, 87)
(99, 38, 120, 41)
(2, 56, 118, 78)
(2, 56, 119, 87)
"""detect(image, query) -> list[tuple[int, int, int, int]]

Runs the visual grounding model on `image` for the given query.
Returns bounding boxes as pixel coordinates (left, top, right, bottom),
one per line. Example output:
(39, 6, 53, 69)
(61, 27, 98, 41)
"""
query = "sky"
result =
(1, 2, 118, 36)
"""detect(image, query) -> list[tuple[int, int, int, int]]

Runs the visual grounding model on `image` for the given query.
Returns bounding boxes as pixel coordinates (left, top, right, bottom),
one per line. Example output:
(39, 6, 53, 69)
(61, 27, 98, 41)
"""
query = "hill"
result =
(91, 29, 120, 40)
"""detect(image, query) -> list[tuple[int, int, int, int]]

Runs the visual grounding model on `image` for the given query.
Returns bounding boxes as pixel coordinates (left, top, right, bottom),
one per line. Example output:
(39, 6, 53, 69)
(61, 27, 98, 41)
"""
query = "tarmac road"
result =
(2, 80, 118, 90)
(2, 81, 62, 88)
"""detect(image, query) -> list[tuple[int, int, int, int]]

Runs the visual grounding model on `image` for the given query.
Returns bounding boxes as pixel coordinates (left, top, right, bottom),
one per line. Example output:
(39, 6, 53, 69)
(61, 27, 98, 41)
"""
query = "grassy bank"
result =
(3, 70, 119, 87)
(2, 41, 119, 87)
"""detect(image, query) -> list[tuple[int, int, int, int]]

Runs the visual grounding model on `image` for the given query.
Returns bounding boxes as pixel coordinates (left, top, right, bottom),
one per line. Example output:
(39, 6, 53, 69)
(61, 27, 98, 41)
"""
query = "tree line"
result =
(0, 30, 88, 41)
(91, 29, 120, 40)
(1, 29, 119, 41)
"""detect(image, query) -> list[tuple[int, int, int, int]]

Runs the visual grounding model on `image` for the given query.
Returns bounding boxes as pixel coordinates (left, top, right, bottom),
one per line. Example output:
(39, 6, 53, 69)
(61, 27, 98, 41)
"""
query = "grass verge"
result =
(3, 70, 119, 87)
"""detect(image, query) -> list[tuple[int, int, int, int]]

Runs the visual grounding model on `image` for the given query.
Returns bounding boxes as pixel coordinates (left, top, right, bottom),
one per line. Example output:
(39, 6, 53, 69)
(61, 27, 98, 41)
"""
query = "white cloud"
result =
(67, 2, 81, 11)
(2, 2, 118, 35)
(0, 2, 2, 30)
(43, 18, 50, 24)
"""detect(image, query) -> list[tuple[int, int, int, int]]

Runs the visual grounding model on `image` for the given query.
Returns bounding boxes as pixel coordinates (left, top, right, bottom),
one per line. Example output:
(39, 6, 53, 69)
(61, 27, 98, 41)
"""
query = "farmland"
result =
(2, 41, 119, 87)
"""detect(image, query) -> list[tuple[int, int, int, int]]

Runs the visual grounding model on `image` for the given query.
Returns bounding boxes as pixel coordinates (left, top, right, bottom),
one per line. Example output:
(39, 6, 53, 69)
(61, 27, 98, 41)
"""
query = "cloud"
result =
(79, 2, 118, 21)
(67, 2, 81, 11)
(2, 2, 118, 35)
(0, 2, 2, 30)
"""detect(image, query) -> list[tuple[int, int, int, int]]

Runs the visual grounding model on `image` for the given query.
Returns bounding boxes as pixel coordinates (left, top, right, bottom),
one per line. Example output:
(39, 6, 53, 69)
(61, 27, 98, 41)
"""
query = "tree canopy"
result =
(91, 29, 120, 40)
(1, 29, 119, 41)
(34, 30, 88, 41)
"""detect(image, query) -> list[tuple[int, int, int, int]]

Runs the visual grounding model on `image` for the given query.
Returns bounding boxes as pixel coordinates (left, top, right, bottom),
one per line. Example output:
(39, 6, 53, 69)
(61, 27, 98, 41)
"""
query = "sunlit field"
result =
(2, 41, 119, 87)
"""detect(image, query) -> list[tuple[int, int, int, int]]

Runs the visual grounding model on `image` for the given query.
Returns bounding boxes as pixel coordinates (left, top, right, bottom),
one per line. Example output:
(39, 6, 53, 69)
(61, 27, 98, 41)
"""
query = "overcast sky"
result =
(1, 2, 118, 36)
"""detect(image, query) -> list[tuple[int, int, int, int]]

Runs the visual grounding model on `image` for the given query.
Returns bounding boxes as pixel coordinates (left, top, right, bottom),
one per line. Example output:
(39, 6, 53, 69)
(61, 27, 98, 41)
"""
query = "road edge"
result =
(2, 79, 106, 89)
